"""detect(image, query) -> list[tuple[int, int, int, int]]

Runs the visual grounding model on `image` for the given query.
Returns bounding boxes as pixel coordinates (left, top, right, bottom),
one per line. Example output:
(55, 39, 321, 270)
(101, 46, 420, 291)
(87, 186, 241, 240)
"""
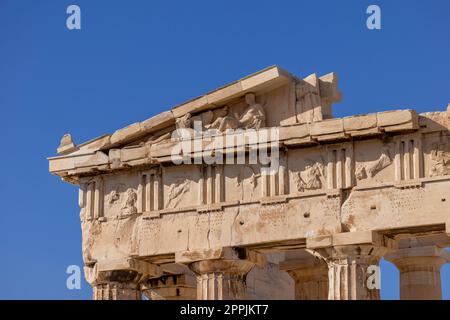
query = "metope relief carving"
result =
(293, 158, 325, 192)
(355, 145, 392, 180)
(166, 179, 190, 209)
(121, 189, 138, 216)
(107, 183, 125, 205)
(235, 165, 261, 200)
(106, 184, 138, 218)
(429, 143, 450, 177)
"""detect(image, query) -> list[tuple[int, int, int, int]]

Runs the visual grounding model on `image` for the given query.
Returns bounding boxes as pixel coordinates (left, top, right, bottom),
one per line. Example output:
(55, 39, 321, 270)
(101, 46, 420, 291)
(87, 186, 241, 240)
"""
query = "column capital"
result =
(183, 248, 258, 300)
(84, 258, 163, 285)
(313, 244, 388, 264)
(84, 258, 162, 300)
(385, 245, 450, 270)
(189, 260, 255, 300)
(142, 273, 197, 300)
(190, 258, 254, 275)
(309, 244, 387, 300)
(384, 245, 449, 300)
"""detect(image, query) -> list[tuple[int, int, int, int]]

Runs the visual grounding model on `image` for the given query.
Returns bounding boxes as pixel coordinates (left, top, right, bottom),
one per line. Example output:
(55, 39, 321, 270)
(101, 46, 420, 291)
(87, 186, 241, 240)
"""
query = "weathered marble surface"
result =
(49, 66, 450, 300)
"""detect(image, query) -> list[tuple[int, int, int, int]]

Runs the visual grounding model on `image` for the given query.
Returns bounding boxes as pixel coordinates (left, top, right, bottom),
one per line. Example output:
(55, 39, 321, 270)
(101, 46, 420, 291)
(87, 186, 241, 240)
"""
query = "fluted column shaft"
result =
(189, 259, 255, 300)
(142, 274, 197, 300)
(91, 270, 141, 300)
(314, 245, 386, 300)
(84, 259, 162, 300)
(93, 281, 140, 300)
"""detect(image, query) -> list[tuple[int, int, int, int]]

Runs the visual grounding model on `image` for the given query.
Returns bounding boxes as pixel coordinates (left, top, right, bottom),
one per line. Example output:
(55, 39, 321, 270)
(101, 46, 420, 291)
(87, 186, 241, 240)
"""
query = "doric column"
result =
(190, 259, 255, 300)
(177, 247, 260, 300)
(385, 246, 450, 300)
(142, 274, 197, 300)
(93, 271, 141, 300)
(279, 252, 329, 300)
(313, 245, 386, 300)
(84, 258, 162, 300)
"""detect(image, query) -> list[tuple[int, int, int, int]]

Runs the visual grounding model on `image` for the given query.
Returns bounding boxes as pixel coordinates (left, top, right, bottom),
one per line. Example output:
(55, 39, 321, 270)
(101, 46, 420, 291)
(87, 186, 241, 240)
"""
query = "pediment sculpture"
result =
(175, 92, 266, 135)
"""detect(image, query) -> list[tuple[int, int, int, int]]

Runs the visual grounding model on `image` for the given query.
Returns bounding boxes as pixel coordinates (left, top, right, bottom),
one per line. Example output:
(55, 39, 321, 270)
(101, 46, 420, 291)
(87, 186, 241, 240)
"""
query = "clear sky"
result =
(0, 0, 449, 299)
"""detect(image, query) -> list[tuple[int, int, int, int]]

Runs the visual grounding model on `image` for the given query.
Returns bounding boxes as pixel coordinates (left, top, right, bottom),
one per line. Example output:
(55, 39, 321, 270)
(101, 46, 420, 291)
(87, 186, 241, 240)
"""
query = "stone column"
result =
(386, 246, 450, 300)
(279, 254, 329, 300)
(313, 245, 386, 300)
(142, 274, 197, 300)
(93, 270, 141, 300)
(189, 259, 255, 300)
(84, 258, 163, 300)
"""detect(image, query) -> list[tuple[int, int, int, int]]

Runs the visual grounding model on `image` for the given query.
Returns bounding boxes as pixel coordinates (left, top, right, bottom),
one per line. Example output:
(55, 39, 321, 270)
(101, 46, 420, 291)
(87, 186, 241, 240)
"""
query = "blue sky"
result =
(0, 0, 449, 299)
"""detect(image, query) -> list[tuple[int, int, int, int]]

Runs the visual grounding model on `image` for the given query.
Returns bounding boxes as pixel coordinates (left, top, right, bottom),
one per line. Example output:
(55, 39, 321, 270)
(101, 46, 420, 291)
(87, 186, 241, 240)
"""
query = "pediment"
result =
(49, 66, 438, 183)
(54, 65, 342, 158)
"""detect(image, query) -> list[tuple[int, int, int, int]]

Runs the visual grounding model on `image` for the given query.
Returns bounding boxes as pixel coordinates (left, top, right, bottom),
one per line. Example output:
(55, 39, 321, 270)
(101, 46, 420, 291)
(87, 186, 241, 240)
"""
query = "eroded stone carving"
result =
(207, 106, 232, 131)
(295, 73, 341, 124)
(108, 183, 126, 206)
(293, 159, 325, 192)
(48, 67, 450, 301)
(175, 93, 266, 134)
(238, 93, 266, 130)
(166, 179, 190, 208)
(175, 113, 192, 129)
(209, 106, 239, 132)
(235, 165, 260, 199)
(121, 189, 138, 216)
(296, 80, 321, 124)
(57, 133, 76, 154)
(60, 133, 73, 148)
(429, 143, 450, 177)
(356, 145, 392, 180)
(109, 190, 120, 204)
(355, 165, 366, 180)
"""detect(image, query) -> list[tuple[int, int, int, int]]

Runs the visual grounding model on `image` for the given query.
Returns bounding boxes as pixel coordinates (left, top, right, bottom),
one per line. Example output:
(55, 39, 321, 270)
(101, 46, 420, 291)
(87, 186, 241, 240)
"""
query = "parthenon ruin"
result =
(49, 66, 450, 300)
